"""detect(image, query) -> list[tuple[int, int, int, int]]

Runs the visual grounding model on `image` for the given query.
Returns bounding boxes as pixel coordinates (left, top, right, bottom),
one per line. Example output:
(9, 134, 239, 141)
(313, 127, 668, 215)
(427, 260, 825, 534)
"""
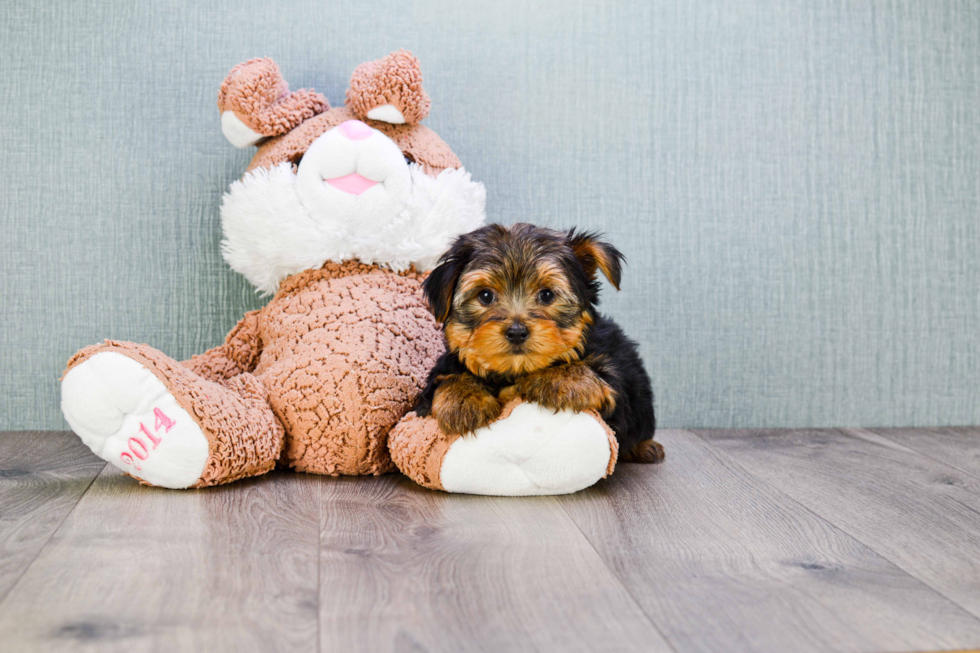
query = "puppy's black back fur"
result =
(581, 314, 656, 453)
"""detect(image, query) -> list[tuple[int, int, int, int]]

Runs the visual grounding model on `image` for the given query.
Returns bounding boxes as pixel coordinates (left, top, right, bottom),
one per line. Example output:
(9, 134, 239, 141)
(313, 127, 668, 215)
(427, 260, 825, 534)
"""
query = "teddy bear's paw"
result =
(61, 352, 209, 489)
(438, 402, 615, 496)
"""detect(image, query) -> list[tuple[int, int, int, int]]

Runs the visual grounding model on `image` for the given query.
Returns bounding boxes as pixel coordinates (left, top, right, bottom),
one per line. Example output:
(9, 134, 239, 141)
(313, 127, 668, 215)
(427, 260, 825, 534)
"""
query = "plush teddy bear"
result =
(60, 51, 619, 495)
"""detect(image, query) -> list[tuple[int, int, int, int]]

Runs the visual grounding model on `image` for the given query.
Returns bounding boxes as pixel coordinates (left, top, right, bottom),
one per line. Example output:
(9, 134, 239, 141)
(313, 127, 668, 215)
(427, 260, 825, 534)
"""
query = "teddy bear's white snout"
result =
(295, 120, 412, 238)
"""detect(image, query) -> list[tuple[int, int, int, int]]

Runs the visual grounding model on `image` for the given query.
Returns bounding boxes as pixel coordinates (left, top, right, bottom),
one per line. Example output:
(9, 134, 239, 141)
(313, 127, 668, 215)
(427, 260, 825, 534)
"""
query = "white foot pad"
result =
(439, 403, 613, 496)
(61, 352, 209, 489)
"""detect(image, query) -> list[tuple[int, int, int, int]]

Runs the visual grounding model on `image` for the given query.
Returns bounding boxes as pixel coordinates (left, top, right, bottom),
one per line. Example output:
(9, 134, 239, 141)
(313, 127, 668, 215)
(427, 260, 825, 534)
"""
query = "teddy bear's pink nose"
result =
(337, 120, 373, 141)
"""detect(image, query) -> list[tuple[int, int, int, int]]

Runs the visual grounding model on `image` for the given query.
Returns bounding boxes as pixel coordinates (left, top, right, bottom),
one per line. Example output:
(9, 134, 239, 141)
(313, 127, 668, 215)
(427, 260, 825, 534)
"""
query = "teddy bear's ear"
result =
(218, 58, 330, 148)
(346, 50, 431, 125)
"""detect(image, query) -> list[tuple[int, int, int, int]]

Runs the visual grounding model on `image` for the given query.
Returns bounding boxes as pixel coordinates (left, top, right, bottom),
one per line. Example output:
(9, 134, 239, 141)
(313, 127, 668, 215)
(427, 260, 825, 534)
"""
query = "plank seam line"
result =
(552, 496, 681, 653)
(0, 457, 107, 610)
(686, 428, 980, 628)
(846, 427, 980, 484)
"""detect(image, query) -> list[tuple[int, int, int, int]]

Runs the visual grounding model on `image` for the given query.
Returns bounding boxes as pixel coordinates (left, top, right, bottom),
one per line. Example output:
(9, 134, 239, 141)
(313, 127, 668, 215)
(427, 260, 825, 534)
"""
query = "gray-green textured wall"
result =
(2, 0, 978, 430)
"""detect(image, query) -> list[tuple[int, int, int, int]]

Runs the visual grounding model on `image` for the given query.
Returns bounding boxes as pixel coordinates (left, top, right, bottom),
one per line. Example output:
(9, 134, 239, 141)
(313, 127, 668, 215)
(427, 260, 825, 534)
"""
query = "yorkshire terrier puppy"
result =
(414, 223, 663, 464)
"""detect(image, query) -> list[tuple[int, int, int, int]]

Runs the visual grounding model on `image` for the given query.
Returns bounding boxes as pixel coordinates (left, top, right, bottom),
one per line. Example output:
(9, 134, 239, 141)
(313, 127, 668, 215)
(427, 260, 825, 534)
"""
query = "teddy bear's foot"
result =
(62, 341, 285, 489)
(389, 400, 617, 496)
(62, 351, 210, 488)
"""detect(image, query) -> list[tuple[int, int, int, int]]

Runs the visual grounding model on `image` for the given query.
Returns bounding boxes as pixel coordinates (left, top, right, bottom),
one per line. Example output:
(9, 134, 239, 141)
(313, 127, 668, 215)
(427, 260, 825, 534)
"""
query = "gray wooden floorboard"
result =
(701, 427, 980, 626)
(318, 474, 671, 653)
(559, 429, 980, 653)
(0, 463, 321, 653)
(0, 431, 104, 604)
(865, 426, 980, 480)
(5, 429, 980, 653)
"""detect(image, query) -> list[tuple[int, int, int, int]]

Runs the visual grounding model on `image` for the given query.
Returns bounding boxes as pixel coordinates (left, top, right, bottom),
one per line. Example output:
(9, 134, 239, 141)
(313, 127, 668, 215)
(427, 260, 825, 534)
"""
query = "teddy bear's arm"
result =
(182, 310, 263, 382)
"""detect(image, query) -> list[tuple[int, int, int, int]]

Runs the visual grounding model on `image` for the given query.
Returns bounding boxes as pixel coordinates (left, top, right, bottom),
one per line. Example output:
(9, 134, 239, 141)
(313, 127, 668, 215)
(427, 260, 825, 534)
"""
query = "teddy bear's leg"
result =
(61, 341, 284, 489)
(388, 400, 618, 496)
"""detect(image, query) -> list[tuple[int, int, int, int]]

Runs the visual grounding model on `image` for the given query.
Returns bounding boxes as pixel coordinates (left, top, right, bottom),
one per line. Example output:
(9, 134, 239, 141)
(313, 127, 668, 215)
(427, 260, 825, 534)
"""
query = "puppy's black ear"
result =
(423, 236, 475, 323)
(568, 230, 625, 290)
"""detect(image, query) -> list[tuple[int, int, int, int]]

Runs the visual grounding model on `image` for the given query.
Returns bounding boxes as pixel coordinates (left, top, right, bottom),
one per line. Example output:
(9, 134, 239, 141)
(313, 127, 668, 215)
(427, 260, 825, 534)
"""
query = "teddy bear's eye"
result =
(403, 153, 415, 165)
(477, 289, 495, 306)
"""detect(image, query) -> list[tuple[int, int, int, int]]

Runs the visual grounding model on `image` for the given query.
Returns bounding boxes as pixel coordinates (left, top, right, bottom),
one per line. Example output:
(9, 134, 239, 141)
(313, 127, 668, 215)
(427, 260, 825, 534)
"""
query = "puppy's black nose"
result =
(505, 322, 530, 344)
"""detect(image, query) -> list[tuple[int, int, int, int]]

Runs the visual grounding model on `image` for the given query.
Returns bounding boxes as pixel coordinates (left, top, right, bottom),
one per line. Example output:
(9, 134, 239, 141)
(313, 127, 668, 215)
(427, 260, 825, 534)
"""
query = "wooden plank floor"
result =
(1, 429, 979, 653)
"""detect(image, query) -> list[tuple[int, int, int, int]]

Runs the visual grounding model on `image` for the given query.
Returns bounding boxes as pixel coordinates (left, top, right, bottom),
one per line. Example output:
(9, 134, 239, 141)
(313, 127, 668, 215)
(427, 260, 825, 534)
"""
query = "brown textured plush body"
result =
(247, 263, 444, 474)
(66, 262, 445, 484)
(414, 224, 663, 465)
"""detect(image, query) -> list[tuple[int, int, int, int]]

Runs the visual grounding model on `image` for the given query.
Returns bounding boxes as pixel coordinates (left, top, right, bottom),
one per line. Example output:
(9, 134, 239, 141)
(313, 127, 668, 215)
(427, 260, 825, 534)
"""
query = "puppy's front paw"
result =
(432, 374, 503, 435)
(622, 439, 665, 464)
(510, 364, 616, 415)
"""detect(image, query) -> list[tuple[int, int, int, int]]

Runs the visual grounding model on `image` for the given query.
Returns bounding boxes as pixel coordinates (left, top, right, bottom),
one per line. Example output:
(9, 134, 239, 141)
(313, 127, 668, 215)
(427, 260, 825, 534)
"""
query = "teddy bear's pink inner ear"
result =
(218, 58, 329, 148)
(345, 50, 431, 125)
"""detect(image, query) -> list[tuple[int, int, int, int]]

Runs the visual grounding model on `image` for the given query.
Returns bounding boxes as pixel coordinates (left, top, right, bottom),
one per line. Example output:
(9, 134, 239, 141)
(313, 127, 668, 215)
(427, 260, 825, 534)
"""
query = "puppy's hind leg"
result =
(621, 439, 665, 464)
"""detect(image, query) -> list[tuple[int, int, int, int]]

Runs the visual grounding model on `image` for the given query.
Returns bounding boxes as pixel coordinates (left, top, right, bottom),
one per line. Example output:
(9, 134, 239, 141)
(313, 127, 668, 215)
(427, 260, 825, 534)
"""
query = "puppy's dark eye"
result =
(477, 289, 496, 306)
(537, 288, 555, 305)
